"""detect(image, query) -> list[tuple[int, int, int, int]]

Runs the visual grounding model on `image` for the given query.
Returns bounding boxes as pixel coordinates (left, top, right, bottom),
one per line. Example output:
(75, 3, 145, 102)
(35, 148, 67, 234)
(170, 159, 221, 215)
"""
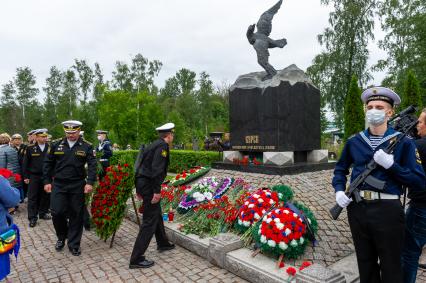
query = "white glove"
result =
(336, 191, 352, 208)
(373, 149, 394, 169)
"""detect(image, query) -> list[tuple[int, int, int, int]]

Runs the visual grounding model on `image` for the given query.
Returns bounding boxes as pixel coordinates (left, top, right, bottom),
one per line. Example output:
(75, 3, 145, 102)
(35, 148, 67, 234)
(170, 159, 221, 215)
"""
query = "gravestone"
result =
(229, 65, 321, 163)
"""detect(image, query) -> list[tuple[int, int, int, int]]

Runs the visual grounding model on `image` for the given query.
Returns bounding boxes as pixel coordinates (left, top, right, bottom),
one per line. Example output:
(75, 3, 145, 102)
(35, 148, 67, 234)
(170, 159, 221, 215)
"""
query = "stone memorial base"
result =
(217, 150, 333, 175)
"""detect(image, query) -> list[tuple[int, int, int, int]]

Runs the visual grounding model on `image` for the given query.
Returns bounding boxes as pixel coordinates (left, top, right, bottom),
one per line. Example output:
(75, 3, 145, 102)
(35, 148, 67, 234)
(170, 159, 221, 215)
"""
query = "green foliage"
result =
(400, 70, 422, 110)
(271, 184, 294, 203)
(307, 0, 376, 128)
(109, 149, 221, 173)
(344, 75, 364, 141)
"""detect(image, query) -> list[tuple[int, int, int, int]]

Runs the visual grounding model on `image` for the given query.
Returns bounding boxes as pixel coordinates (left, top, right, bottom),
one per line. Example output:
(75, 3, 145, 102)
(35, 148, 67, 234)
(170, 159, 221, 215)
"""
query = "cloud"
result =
(0, 0, 387, 98)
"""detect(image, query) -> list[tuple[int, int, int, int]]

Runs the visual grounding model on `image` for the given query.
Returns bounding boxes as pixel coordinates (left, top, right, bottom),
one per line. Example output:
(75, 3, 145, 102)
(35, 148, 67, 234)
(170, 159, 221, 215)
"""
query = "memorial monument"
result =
(217, 0, 330, 172)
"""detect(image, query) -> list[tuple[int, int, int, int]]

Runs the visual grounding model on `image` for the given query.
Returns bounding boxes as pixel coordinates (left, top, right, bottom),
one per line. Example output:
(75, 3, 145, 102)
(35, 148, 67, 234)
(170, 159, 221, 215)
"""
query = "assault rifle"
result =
(329, 106, 418, 220)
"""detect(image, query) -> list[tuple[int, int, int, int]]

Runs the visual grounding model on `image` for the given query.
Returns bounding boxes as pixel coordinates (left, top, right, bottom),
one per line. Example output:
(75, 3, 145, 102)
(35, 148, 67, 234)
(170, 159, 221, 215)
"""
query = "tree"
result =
(344, 75, 364, 141)
(307, 0, 376, 127)
(43, 66, 63, 137)
(131, 53, 162, 93)
(14, 67, 39, 132)
(0, 81, 19, 133)
(400, 70, 421, 110)
(375, 0, 425, 88)
(111, 61, 133, 93)
(73, 59, 94, 103)
(58, 69, 79, 119)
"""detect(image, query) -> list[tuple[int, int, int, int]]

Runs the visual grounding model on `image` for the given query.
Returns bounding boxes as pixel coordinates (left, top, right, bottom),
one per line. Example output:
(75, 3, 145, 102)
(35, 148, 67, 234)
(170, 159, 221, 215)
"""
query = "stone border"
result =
(212, 161, 336, 175)
(126, 207, 352, 283)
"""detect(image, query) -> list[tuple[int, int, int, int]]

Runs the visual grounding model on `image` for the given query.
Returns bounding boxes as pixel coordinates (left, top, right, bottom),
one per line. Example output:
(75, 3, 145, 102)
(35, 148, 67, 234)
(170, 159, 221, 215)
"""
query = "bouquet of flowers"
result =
(252, 202, 318, 259)
(0, 168, 21, 184)
(179, 180, 252, 237)
(234, 188, 280, 233)
(169, 166, 211, 186)
(177, 177, 233, 214)
(160, 184, 188, 213)
(90, 164, 133, 240)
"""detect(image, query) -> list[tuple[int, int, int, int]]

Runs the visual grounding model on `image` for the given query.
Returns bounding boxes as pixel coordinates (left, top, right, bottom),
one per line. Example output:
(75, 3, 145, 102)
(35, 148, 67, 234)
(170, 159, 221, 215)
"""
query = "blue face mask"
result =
(366, 109, 386, 126)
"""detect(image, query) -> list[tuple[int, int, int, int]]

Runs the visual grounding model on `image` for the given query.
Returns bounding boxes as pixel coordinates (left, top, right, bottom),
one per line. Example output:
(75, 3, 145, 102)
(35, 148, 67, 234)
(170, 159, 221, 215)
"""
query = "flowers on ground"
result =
(234, 188, 280, 233)
(177, 177, 233, 214)
(170, 166, 210, 186)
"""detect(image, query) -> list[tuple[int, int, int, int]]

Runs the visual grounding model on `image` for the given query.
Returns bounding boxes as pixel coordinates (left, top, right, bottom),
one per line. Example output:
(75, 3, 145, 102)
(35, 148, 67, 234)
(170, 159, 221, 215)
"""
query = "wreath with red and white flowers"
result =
(252, 202, 318, 259)
(234, 188, 280, 233)
(169, 166, 210, 186)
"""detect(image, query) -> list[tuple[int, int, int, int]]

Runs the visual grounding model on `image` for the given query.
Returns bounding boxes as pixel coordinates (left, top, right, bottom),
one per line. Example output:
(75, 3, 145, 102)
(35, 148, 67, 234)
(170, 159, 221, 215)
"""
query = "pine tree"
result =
(400, 69, 421, 110)
(344, 75, 365, 141)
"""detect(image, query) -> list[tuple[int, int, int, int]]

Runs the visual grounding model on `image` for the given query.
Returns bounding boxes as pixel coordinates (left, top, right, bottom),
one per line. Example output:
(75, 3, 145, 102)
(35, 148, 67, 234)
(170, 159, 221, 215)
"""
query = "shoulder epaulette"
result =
(27, 144, 36, 148)
(52, 138, 62, 143)
(83, 139, 92, 146)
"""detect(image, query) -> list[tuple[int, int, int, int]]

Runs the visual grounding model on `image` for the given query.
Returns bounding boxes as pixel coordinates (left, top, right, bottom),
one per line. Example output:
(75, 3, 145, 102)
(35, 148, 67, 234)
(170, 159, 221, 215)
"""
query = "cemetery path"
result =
(8, 204, 247, 283)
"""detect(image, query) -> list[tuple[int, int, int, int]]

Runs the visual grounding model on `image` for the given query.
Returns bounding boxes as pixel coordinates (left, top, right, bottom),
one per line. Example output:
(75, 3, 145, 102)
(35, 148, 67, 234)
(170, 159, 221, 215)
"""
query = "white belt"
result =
(100, 159, 108, 162)
(360, 190, 399, 201)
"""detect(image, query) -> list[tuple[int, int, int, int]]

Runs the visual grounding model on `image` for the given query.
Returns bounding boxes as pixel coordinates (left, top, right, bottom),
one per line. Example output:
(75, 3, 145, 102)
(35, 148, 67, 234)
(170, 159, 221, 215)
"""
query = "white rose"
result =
(266, 218, 273, 224)
(267, 240, 276, 247)
(299, 237, 305, 245)
(262, 209, 266, 214)
(283, 210, 290, 214)
(278, 193, 283, 199)
(290, 240, 298, 247)
(279, 242, 288, 250)
(285, 228, 291, 236)
(274, 218, 281, 223)
(248, 204, 255, 208)
(243, 221, 251, 227)
(260, 235, 267, 243)
(245, 201, 249, 205)
(238, 219, 242, 225)
(275, 209, 280, 214)
(269, 199, 274, 204)
(253, 194, 260, 198)
(258, 198, 264, 203)
(293, 213, 298, 218)
(258, 229, 261, 235)
(254, 213, 261, 220)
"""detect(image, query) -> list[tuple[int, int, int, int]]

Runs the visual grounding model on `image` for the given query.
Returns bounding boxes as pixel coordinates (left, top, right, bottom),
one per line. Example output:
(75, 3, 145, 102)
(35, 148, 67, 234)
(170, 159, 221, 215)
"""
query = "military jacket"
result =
(43, 137, 97, 185)
(134, 138, 170, 193)
(22, 142, 50, 178)
(332, 127, 425, 196)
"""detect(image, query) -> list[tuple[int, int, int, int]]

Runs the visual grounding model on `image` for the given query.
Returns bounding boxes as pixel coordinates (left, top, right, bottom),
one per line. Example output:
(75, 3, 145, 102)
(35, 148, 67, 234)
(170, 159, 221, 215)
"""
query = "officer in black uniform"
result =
(129, 122, 175, 269)
(43, 120, 97, 256)
(18, 130, 36, 200)
(23, 129, 51, 227)
(96, 130, 113, 179)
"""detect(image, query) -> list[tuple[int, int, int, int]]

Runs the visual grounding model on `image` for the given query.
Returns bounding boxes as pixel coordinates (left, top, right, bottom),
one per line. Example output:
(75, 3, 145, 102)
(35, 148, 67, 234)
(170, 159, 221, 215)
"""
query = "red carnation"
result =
(286, 267, 297, 276)
(299, 261, 312, 271)
(279, 262, 285, 268)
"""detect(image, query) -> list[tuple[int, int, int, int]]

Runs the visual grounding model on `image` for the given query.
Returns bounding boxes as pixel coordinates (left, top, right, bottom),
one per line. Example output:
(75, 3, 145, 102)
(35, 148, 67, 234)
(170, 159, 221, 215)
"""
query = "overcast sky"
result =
(0, 0, 387, 97)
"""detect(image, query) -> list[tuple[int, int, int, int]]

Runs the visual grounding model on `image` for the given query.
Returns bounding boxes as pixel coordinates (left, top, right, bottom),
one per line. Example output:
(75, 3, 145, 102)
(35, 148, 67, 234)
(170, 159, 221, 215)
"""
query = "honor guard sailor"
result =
(332, 87, 426, 283)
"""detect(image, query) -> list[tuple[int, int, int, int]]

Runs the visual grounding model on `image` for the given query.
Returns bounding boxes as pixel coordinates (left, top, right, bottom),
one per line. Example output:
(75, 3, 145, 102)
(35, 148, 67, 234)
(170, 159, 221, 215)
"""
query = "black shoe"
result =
(29, 219, 37, 227)
(157, 243, 175, 252)
(55, 240, 65, 251)
(39, 214, 52, 220)
(84, 224, 91, 231)
(69, 247, 81, 256)
(419, 263, 426, 270)
(129, 259, 155, 269)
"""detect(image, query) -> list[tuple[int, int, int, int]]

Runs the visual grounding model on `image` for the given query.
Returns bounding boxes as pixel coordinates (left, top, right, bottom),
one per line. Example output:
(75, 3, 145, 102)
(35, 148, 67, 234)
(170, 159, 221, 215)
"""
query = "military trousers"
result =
(347, 199, 405, 283)
(27, 175, 50, 221)
(50, 179, 85, 249)
(130, 177, 169, 264)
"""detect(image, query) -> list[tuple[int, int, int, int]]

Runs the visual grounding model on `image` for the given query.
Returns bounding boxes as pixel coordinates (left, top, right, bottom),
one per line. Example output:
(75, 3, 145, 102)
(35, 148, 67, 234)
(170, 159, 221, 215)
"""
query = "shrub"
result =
(109, 150, 221, 173)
